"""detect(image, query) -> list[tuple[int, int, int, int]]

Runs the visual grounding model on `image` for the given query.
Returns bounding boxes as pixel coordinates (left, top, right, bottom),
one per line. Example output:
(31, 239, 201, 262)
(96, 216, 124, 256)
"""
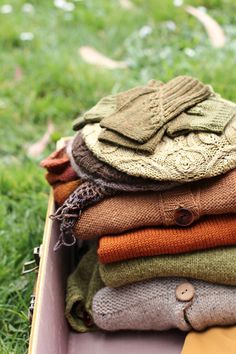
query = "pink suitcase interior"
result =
(28, 140, 187, 354)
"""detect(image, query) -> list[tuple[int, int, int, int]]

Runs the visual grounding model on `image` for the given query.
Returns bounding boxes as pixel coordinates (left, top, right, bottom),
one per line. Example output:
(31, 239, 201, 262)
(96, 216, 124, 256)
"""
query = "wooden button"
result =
(176, 283, 195, 301)
(174, 207, 194, 226)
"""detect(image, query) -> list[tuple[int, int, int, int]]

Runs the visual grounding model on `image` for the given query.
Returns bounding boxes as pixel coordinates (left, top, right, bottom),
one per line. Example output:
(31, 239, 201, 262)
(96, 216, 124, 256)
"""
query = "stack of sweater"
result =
(41, 76, 236, 334)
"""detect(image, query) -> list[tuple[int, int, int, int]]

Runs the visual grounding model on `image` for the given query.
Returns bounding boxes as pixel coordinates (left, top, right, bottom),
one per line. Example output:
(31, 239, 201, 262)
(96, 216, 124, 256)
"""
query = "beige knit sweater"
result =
(93, 277, 236, 332)
(81, 115, 236, 182)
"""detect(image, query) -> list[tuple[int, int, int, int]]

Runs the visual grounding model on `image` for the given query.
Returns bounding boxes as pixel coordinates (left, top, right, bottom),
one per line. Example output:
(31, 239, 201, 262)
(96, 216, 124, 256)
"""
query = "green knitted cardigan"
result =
(65, 246, 104, 332)
(99, 246, 236, 288)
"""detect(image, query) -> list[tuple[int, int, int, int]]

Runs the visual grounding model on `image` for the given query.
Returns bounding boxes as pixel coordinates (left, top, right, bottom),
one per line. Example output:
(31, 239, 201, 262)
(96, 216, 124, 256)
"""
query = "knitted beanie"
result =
(99, 94, 236, 154)
(73, 169, 236, 240)
(65, 246, 104, 333)
(53, 180, 81, 205)
(81, 115, 236, 182)
(99, 246, 236, 288)
(98, 214, 236, 264)
(92, 277, 236, 332)
(70, 134, 180, 191)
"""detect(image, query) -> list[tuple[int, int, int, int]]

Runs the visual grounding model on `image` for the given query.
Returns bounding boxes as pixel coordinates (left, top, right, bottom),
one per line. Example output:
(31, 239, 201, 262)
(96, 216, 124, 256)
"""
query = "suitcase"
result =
(27, 138, 187, 354)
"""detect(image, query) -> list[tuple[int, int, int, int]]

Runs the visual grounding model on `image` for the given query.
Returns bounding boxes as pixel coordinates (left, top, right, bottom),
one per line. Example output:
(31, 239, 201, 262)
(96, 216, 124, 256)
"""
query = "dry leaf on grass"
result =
(26, 122, 55, 158)
(186, 5, 226, 48)
(119, 0, 134, 10)
(79, 46, 128, 69)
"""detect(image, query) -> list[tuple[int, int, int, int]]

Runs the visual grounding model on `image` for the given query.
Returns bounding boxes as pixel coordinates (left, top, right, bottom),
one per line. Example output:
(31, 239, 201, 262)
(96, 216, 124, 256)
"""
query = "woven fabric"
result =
(93, 277, 236, 332)
(72, 169, 236, 240)
(98, 214, 236, 264)
(65, 246, 104, 333)
(99, 246, 236, 288)
(82, 116, 236, 182)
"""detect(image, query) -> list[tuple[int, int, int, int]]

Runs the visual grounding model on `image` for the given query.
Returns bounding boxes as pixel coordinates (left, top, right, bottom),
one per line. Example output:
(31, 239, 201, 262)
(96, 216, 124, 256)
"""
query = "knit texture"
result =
(40, 147, 70, 173)
(73, 169, 236, 239)
(53, 180, 81, 205)
(70, 134, 179, 191)
(65, 246, 104, 332)
(51, 180, 115, 250)
(98, 214, 236, 264)
(82, 116, 236, 182)
(99, 94, 236, 154)
(41, 146, 77, 186)
(99, 76, 211, 143)
(92, 277, 236, 332)
(99, 246, 236, 288)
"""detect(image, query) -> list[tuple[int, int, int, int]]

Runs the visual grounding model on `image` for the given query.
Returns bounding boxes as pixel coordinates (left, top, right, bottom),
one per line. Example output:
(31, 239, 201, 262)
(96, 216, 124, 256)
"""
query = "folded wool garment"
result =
(98, 214, 236, 264)
(53, 180, 81, 205)
(73, 169, 236, 240)
(40, 147, 70, 173)
(92, 277, 236, 332)
(65, 246, 104, 332)
(70, 134, 179, 191)
(81, 115, 236, 182)
(74, 76, 210, 142)
(41, 146, 78, 186)
(99, 246, 236, 288)
(99, 95, 236, 154)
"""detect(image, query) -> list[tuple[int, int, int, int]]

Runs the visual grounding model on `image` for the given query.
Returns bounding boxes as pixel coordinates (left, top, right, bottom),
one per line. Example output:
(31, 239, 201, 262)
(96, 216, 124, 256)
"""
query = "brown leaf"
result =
(79, 46, 128, 69)
(26, 122, 55, 158)
(186, 6, 226, 48)
(14, 66, 23, 82)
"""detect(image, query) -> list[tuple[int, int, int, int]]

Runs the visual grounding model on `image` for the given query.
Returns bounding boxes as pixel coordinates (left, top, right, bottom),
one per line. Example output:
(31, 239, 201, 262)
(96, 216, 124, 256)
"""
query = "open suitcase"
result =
(28, 138, 187, 354)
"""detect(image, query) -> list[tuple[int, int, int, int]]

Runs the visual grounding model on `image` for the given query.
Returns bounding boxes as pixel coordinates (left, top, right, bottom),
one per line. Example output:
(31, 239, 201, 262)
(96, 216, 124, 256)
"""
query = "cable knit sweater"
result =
(93, 277, 236, 332)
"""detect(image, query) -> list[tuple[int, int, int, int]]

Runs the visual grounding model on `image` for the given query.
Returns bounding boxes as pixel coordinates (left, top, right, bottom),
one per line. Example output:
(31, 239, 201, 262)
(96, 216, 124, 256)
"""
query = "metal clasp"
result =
(22, 245, 43, 275)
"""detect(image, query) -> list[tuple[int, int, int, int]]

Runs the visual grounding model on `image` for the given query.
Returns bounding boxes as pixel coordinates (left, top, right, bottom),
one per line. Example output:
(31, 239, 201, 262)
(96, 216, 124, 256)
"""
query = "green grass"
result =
(1, 0, 236, 352)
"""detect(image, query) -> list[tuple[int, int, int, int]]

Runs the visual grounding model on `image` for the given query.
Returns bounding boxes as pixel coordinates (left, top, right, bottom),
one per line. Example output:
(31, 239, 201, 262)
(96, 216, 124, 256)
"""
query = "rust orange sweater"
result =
(98, 214, 236, 264)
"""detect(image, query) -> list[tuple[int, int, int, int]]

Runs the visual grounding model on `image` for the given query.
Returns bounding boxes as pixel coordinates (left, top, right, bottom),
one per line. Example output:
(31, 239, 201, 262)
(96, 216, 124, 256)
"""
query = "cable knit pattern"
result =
(82, 116, 236, 182)
(99, 246, 236, 288)
(69, 134, 179, 191)
(72, 169, 236, 239)
(98, 214, 236, 264)
(92, 278, 236, 332)
(100, 76, 211, 143)
(99, 94, 236, 154)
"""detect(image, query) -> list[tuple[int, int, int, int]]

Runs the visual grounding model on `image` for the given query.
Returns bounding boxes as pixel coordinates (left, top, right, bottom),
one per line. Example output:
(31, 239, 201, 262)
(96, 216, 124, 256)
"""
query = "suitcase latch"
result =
(22, 245, 42, 274)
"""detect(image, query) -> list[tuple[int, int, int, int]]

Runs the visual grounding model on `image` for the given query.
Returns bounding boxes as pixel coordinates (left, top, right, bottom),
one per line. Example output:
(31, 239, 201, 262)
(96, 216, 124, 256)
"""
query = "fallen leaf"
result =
(14, 66, 23, 81)
(26, 122, 55, 158)
(79, 46, 128, 69)
(186, 5, 226, 48)
(119, 0, 134, 9)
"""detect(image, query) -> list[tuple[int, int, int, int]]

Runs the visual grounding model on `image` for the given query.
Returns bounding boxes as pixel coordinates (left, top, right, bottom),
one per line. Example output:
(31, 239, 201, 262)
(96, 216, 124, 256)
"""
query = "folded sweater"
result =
(98, 214, 236, 264)
(99, 246, 236, 288)
(73, 169, 236, 239)
(93, 277, 236, 332)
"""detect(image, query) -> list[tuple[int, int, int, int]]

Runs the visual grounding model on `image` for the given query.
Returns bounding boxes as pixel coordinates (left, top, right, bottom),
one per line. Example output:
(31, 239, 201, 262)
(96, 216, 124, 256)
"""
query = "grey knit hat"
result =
(92, 277, 236, 332)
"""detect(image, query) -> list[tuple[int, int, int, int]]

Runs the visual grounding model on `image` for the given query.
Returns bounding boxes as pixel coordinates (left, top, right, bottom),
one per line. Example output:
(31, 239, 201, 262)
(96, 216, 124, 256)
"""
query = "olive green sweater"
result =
(99, 246, 236, 288)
